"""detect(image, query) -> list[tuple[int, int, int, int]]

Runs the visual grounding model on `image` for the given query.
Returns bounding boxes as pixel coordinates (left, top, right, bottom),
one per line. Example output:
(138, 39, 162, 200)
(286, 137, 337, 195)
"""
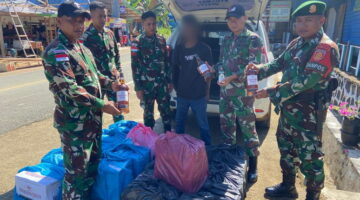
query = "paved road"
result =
(0, 48, 132, 135)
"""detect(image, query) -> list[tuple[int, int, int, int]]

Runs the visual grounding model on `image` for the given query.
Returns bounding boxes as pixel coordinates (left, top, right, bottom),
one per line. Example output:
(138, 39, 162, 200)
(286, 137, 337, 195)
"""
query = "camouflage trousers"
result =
(276, 109, 325, 191)
(102, 90, 124, 122)
(58, 117, 102, 199)
(220, 95, 260, 157)
(142, 85, 171, 130)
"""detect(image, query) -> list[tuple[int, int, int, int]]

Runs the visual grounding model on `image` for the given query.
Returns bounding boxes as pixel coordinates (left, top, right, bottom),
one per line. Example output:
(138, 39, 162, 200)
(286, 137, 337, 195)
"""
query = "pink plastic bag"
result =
(127, 123, 158, 155)
(154, 132, 208, 193)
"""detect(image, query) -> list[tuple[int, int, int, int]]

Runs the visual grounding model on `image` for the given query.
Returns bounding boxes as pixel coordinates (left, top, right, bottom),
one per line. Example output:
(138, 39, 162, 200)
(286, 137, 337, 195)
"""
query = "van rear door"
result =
(163, 0, 268, 22)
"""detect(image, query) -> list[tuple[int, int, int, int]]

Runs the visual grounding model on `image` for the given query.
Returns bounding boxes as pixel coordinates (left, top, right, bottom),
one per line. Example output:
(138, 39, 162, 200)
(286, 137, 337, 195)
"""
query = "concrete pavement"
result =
(0, 48, 132, 135)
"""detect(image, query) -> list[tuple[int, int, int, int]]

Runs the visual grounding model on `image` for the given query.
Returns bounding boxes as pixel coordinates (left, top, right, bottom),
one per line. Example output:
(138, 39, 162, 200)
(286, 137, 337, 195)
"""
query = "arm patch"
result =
(305, 43, 332, 78)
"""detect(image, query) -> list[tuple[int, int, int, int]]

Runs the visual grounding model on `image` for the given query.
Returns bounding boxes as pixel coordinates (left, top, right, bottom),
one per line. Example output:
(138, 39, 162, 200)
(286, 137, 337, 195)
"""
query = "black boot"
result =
(265, 173, 298, 198)
(248, 156, 258, 183)
(306, 189, 321, 200)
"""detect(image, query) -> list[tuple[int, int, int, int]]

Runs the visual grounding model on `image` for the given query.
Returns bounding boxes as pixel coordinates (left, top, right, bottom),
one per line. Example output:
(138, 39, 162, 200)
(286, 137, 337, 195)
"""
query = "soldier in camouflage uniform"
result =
(42, 2, 121, 199)
(215, 4, 262, 183)
(248, 1, 339, 199)
(131, 11, 172, 131)
(82, 1, 124, 122)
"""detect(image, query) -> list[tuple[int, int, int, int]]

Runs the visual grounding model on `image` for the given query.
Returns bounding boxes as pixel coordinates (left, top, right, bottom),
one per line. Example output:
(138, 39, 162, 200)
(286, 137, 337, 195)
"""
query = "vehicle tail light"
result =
(261, 47, 269, 63)
(255, 109, 264, 113)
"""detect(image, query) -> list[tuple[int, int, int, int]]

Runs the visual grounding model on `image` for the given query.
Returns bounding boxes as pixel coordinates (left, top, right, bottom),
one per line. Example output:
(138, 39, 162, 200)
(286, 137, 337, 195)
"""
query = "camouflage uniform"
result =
(82, 24, 124, 122)
(215, 29, 262, 157)
(131, 33, 171, 129)
(258, 29, 339, 191)
(43, 31, 113, 199)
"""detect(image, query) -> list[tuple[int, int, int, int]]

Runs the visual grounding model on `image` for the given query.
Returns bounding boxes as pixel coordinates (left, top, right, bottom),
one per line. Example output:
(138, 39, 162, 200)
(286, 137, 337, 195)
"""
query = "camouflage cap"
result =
(292, 1, 327, 17)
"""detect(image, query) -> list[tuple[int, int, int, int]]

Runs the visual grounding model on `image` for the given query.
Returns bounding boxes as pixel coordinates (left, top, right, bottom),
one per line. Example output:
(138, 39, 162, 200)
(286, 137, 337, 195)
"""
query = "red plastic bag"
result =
(127, 123, 158, 155)
(154, 132, 208, 193)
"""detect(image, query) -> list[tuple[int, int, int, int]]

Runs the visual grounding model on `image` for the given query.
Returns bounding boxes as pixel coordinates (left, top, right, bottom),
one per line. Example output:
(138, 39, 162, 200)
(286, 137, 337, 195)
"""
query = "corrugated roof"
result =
(0, 0, 56, 15)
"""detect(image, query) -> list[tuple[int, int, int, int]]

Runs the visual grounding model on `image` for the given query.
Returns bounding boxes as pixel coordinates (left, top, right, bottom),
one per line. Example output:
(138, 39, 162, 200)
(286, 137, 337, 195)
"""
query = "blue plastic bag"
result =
(105, 139, 151, 177)
(13, 163, 64, 200)
(107, 120, 138, 137)
(102, 120, 138, 153)
(91, 159, 134, 200)
(41, 148, 64, 167)
(92, 139, 150, 200)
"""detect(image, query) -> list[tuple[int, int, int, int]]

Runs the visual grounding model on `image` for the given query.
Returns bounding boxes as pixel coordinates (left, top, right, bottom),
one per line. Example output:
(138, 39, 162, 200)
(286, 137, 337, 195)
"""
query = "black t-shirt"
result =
(172, 42, 213, 100)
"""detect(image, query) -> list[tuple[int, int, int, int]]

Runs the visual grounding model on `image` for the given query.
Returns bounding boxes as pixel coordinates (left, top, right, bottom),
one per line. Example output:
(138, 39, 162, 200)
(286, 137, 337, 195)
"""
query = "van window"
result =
(174, 0, 255, 11)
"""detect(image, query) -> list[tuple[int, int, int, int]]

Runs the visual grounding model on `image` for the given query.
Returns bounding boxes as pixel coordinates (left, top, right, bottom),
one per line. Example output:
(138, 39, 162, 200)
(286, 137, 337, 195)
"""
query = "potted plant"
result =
(329, 101, 360, 146)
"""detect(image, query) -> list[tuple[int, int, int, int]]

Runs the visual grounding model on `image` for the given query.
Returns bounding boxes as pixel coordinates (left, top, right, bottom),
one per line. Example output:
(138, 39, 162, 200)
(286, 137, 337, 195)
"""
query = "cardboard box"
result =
(15, 171, 61, 200)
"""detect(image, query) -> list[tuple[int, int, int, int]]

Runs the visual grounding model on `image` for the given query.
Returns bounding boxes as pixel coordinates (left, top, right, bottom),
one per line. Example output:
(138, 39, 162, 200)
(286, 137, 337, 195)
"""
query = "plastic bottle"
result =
(246, 69, 258, 96)
(195, 55, 212, 80)
(218, 67, 225, 85)
(116, 73, 130, 113)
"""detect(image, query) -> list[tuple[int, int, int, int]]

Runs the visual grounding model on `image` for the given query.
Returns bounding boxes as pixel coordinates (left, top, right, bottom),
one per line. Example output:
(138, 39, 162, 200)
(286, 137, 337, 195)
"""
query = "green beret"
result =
(292, 1, 327, 17)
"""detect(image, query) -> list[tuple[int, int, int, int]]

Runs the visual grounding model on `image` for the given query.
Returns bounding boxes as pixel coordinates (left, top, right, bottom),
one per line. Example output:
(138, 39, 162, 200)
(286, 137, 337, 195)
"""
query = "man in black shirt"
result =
(172, 15, 213, 145)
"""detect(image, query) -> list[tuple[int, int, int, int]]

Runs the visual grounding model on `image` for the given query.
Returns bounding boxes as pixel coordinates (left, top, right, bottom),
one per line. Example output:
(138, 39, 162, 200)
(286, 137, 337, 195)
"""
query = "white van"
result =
(164, 0, 275, 127)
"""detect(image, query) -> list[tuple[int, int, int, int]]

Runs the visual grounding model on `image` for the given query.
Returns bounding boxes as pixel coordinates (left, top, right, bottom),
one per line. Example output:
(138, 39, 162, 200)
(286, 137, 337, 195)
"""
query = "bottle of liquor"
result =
(246, 69, 258, 96)
(116, 73, 130, 113)
(195, 55, 212, 80)
(218, 67, 225, 85)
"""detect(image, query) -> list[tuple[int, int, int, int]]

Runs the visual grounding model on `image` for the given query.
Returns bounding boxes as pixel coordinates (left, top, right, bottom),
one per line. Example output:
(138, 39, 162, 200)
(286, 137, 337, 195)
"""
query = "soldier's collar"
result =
(232, 28, 248, 37)
(299, 28, 324, 45)
(58, 30, 75, 48)
(89, 23, 105, 34)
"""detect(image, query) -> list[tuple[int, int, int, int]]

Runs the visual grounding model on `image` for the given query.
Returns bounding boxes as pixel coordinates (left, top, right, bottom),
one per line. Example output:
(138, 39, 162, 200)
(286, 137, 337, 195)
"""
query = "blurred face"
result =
(294, 15, 325, 39)
(91, 8, 107, 30)
(181, 23, 198, 42)
(142, 17, 156, 36)
(57, 16, 86, 42)
(227, 16, 247, 34)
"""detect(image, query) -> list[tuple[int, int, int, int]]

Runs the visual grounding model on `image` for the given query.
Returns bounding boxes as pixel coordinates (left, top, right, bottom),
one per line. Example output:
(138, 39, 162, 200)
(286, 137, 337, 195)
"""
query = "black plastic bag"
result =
(121, 145, 247, 200)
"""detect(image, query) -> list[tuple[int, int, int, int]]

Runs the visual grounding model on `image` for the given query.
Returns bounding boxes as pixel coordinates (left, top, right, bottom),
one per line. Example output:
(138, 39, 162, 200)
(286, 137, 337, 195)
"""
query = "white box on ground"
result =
(15, 171, 60, 200)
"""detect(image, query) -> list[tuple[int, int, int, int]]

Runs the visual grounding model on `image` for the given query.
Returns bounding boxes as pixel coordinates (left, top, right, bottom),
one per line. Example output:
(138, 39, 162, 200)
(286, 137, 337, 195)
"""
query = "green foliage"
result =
(157, 27, 172, 39)
(127, 0, 171, 32)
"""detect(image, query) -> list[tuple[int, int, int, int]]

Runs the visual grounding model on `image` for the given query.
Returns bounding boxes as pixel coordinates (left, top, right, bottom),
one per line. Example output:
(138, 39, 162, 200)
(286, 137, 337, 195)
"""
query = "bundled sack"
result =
(179, 145, 247, 200)
(92, 139, 151, 200)
(106, 139, 151, 176)
(127, 123, 158, 155)
(107, 120, 138, 137)
(14, 163, 64, 200)
(122, 145, 247, 200)
(91, 159, 133, 200)
(154, 132, 208, 193)
(41, 148, 63, 167)
(102, 120, 138, 153)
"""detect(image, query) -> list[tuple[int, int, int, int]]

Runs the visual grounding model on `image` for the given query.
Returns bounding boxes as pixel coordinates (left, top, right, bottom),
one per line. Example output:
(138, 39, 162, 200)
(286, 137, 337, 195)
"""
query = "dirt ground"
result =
(0, 83, 336, 200)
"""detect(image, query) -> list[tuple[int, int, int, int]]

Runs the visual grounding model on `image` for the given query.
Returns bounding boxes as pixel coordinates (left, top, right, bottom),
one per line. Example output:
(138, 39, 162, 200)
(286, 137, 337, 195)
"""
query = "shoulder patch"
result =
(55, 54, 69, 62)
(131, 41, 139, 56)
(305, 43, 332, 77)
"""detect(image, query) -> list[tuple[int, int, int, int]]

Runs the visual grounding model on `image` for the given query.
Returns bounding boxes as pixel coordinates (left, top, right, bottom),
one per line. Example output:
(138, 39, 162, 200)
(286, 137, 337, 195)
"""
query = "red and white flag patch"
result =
(55, 54, 69, 62)
(131, 43, 139, 56)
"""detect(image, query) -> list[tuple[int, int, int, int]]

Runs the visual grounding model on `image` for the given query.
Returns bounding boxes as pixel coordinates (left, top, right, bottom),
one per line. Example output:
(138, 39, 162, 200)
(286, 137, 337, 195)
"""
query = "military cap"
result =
(58, 1, 91, 19)
(225, 4, 246, 20)
(292, 1, 327, 17)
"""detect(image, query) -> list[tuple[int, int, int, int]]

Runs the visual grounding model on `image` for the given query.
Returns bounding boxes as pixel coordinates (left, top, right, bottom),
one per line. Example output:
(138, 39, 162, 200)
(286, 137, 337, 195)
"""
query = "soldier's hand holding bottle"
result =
(218, 75, 238, 87)
(255, 89, 269, 99)
(102, 101, 122, 116)
(246, 63, 260, 74)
